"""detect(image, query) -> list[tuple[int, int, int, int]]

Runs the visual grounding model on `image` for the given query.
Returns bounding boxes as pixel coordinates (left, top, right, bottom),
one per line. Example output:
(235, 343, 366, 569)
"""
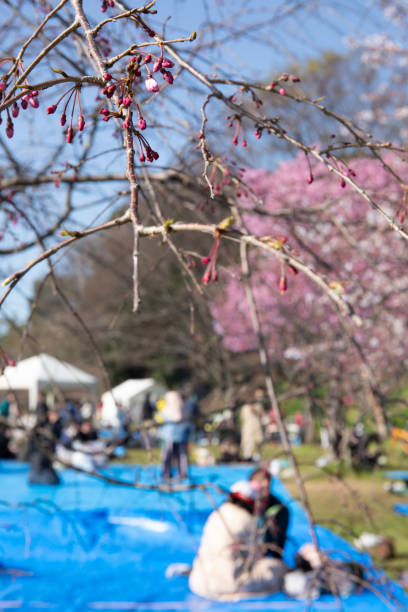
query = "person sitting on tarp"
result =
(249, 466, 289, 560)
(189, 480, 287, 601)
(0, 424, 15, 459)
(28, 408, 60, 485)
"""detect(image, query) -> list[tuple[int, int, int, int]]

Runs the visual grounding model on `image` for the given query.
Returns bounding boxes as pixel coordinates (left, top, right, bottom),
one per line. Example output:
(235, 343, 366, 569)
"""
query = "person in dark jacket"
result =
(249, 467, 289, 560)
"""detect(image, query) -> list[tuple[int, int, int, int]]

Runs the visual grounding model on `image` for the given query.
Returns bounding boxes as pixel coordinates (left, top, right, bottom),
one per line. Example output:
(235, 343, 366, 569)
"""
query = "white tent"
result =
(100, 378, 166, 427)
(0, 353, 99, 410)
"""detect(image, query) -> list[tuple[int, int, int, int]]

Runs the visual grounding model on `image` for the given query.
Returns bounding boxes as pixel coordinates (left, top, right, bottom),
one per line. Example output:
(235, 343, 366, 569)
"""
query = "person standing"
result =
(160, 390, 190, 481)
(240, 388, 266, 462)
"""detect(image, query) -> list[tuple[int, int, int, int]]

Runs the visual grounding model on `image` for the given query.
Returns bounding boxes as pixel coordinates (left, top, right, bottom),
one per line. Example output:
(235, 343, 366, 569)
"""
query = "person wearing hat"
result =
(189, 480, 287, 600)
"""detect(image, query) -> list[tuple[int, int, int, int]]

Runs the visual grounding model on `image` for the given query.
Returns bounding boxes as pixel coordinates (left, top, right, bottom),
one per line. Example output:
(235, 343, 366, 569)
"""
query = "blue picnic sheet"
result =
(0, 461, 406, 611)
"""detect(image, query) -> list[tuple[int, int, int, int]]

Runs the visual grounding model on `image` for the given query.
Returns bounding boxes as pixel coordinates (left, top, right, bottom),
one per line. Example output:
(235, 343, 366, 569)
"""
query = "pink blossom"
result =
(145, 77, 159, 92)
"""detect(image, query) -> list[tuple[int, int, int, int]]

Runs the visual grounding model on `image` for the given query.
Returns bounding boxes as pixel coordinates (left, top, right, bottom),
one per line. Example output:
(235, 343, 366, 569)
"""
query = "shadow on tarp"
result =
(0, 461, 407, 612)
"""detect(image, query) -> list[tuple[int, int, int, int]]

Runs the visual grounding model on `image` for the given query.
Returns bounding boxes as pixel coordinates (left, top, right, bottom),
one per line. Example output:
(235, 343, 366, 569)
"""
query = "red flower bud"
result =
(47, 104, 57, 114)
(78, 115, 85, 131)
(66, 126, 74, 143)
(201, 257, 211, 264)
(279, 276, 287, 293)
(137, 117, 146, 130)
(11, 102, 19, 118)
(202, 270, 211, 284)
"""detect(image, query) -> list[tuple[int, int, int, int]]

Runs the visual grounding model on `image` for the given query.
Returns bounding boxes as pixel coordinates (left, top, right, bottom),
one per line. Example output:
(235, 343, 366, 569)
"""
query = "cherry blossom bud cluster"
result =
(202, 232, 221, 284)
(226, 115, 247, 147)
(45, 86, 85, 144)
(1, 88, 39, 139)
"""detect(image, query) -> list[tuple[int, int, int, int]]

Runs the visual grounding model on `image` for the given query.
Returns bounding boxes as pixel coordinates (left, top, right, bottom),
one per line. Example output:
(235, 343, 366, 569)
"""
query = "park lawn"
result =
(265, 443, 408, 580)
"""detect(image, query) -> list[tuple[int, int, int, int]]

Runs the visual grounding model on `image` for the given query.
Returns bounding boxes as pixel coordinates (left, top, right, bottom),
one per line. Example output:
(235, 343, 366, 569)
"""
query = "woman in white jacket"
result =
(189, 480, 287, 601)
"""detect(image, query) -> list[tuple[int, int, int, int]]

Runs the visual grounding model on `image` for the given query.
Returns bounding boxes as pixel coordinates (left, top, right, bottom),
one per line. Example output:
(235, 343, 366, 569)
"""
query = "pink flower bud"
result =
(269, 81, 276, 88)
(340, 179, 346, 188)
(122, 96, 131, 107)
(21, 99, 28, 110)
(8, 359, 15, 367)
(31, 90, 39, 97)
(144, 54, 152, 63)
(60, 113, 66, 126)
(291, 75, 300, 82)
(139, 153, 146, 162)
(201, 257, 211, 264)
(78, 115, 85, 131)
(137, 117, 146, 130)
(99, 107, 110, 116)
(145, 77, 159, 92)
(29, 96, 39, 108)
(279, 88, 286, 96)
(307, 175, 314, 184)
(152, 150, 159, 160)
(162, 70, 173, 84)
(241, 139, 247, 147)
(104, 73, 112, 81)
(0, 82, 6, 92)
(152, 60, 162, 73)
(161, 58, 174, 68)
(123, 118, 130, 129)
(47, 104, 57, 114)
(232, 136, 238, 146)
(11, 102, 19, 118)
(6, 123, 14, 139)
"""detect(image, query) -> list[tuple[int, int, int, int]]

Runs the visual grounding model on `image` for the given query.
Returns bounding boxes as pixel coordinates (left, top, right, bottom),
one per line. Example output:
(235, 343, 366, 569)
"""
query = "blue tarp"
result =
(394, 504, 408, 516)
(385, 471, 408, 482)
(0, 461, 407, 611)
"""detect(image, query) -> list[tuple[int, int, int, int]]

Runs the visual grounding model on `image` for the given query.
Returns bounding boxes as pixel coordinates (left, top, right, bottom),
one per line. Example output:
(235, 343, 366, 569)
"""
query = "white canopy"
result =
(0, 353, 99, 410)
(100, 378, 166, 427)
